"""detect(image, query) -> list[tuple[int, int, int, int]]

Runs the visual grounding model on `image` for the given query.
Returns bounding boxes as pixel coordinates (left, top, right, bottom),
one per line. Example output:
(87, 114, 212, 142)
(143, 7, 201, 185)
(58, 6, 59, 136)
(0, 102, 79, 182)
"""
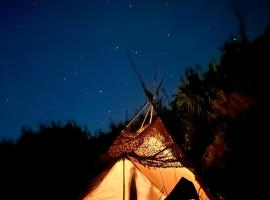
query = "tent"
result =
(83, 103, 211, 200)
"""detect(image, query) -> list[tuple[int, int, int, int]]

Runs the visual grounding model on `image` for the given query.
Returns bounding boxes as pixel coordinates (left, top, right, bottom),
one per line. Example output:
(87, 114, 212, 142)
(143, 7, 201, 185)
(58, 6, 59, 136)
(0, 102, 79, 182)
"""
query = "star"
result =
(165, 2, 168, 7)
(207, 26, 211, 30)
(108, 110, 111, 114)
(63, 76, 67, 81)
(99, 90, 103, 93)
(167, 33, 170, 37)
(114, 45, 120, 52)
(131, 49, 138, 54)
(129, 4, 132, 8)
(5, 98, 9, 103)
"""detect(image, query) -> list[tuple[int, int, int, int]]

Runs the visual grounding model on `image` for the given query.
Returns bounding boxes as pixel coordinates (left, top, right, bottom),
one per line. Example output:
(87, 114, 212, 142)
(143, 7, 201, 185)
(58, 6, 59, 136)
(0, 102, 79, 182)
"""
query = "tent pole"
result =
(123, 158, 125, 200)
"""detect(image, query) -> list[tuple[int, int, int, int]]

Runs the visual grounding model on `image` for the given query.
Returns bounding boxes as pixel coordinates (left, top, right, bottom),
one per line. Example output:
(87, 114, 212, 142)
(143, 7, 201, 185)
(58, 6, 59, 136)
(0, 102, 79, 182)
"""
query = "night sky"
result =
(1, 0, 269, 139)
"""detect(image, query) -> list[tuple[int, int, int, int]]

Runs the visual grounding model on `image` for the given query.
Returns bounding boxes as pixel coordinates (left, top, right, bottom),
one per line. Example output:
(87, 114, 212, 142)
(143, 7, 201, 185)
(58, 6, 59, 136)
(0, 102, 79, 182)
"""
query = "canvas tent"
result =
(83, 103, 211, 200)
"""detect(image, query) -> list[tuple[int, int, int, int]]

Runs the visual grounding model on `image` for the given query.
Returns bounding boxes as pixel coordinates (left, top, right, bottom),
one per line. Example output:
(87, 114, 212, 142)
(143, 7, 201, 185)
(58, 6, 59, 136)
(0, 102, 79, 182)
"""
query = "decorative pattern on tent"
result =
(108, 116, 187, 168)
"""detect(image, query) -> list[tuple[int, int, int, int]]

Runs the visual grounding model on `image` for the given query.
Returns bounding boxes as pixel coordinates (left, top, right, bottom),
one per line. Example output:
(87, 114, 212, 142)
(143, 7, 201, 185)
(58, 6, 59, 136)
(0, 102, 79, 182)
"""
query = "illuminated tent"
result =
(83, 103, 211, 200)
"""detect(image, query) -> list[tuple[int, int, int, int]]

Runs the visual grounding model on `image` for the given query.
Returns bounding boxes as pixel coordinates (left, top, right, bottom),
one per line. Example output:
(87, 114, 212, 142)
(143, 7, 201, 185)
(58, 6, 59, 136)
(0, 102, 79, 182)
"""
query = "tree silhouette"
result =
(171, 21, 270, 199)
(0, 120, 123, 200)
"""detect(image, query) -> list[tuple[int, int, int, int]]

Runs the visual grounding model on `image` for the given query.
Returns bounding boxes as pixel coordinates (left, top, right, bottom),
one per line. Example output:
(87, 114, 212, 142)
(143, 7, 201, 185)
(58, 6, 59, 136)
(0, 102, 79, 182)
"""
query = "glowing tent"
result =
(83, 103, 211, 200)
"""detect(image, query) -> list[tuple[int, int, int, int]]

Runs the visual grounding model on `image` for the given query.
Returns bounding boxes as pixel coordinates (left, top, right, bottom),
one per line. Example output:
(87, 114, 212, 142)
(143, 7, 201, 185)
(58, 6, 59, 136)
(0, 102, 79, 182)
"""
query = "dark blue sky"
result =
(1, 0, 269, 139)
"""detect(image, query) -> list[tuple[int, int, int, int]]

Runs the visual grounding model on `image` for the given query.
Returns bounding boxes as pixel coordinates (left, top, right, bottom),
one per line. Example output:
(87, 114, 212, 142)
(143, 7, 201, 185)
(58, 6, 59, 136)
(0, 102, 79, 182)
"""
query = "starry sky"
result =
(1, 0, 269, 139)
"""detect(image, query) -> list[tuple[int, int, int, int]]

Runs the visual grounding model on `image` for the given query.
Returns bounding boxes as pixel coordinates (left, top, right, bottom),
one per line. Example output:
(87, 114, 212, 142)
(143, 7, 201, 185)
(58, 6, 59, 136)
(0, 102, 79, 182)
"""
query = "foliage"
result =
(0, 121, 123, 200)
(171, 22, 270, 199)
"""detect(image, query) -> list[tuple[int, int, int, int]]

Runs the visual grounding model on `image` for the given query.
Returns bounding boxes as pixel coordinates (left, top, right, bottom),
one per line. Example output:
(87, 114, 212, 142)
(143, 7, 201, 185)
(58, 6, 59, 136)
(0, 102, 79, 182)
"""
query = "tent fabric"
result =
(83, 159, 166, 200)
(134, 161, 210, 200)
(108, 117, 186, 168)
(83, 158, 210, 200)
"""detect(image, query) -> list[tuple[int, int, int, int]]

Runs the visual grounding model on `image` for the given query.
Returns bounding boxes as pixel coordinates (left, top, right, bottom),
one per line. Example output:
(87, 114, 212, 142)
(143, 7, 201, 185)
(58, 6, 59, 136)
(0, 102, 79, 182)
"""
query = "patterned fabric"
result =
(108, 117, 187, 168)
